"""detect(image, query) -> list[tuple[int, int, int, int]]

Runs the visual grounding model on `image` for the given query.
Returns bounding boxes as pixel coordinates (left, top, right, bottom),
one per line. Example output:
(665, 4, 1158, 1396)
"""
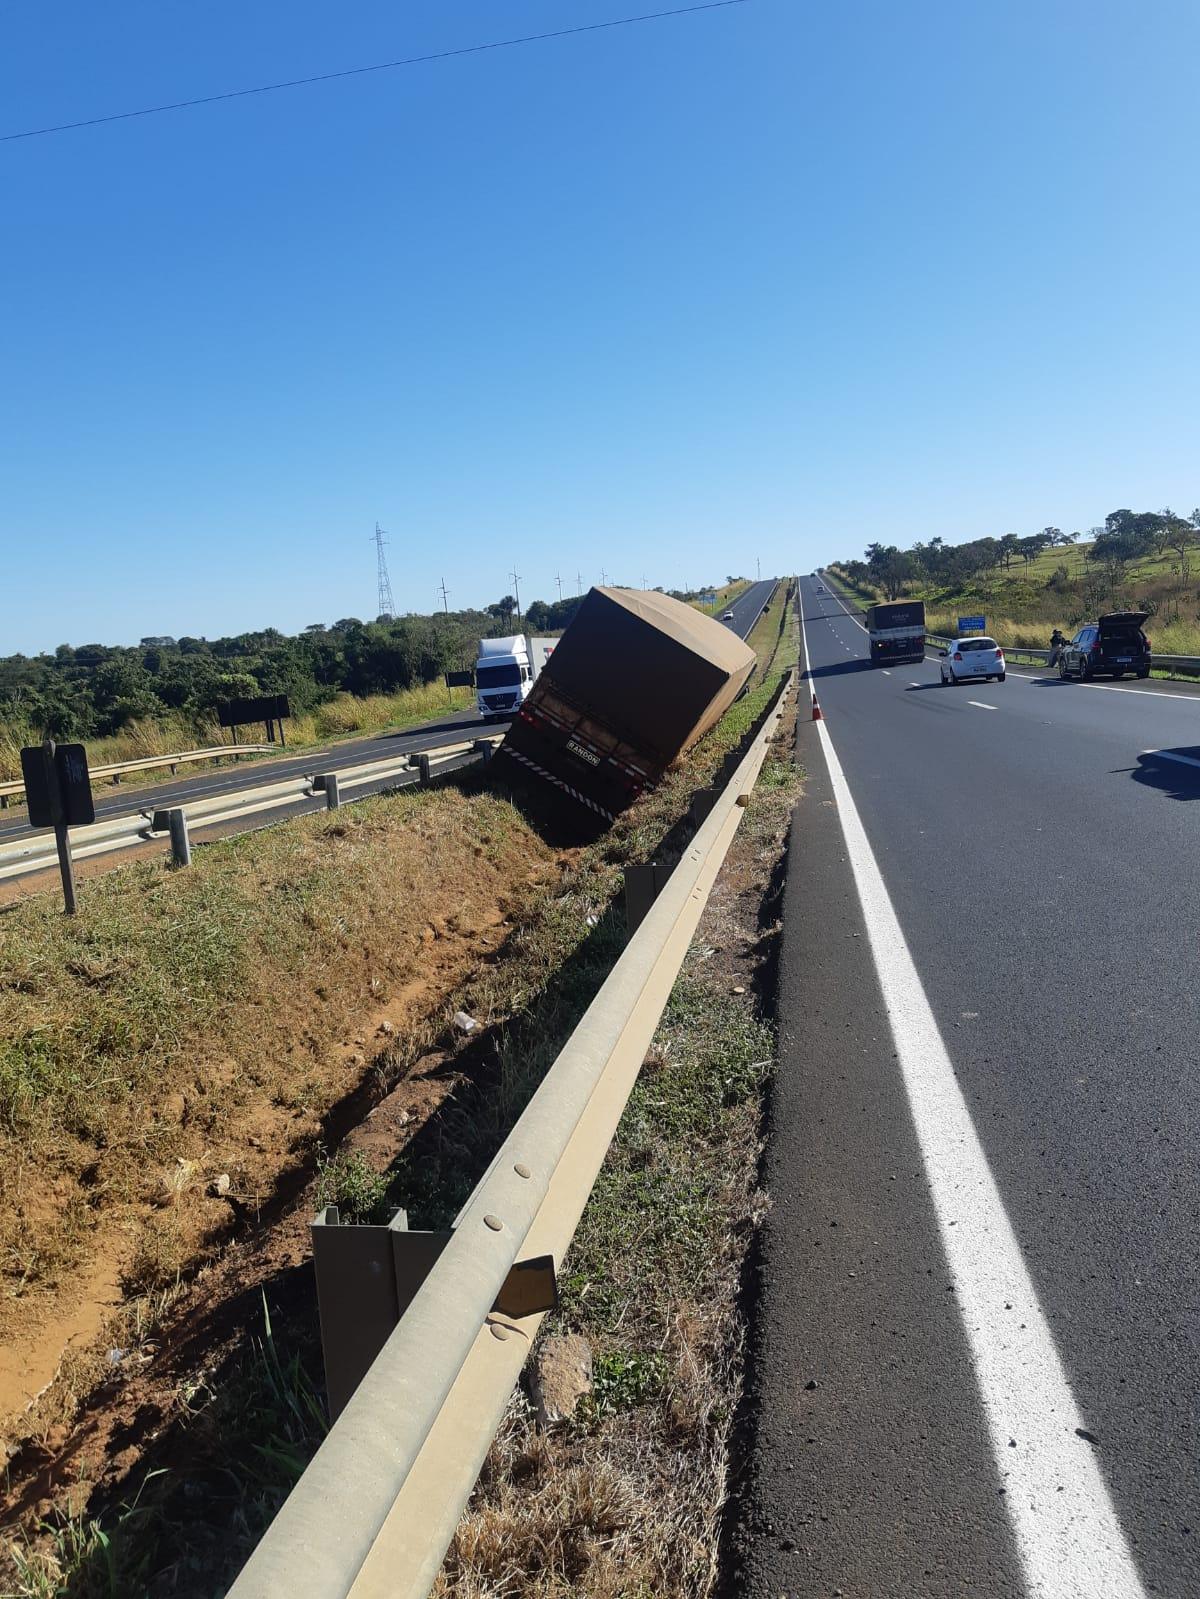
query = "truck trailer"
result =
(496, 586, 756, 822)
(866, 599, 926, 665)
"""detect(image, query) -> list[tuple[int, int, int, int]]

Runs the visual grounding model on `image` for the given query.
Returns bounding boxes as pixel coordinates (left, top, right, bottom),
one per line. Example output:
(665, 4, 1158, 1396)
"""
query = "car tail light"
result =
(1143, 634, 1151, 649)
(1091, 640, 1102, 654)
(996, 648, 1004, 660)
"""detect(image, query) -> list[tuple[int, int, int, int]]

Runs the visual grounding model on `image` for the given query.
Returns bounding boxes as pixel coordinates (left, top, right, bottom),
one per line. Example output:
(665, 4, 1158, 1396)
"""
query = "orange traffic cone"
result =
(812, 697, 823, 721)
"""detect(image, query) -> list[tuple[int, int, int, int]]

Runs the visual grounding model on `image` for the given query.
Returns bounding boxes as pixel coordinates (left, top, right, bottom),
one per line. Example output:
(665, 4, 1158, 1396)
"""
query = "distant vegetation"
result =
(832, 509, 1200, 654)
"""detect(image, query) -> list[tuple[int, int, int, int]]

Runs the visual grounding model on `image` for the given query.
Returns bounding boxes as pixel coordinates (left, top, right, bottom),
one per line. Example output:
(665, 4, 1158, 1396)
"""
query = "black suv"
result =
(1058, 612, 1152, 681)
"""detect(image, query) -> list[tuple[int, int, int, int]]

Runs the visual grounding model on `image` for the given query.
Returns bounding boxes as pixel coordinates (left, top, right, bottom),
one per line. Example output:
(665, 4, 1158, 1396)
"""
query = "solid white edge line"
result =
(816, 570, 869, 633)
(798, 581, 1146, 1599)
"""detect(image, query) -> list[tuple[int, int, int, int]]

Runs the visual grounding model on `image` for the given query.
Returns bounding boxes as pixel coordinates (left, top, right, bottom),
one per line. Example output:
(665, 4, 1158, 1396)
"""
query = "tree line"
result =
(0, 593, 589, 743)
(838, 508, 1199, 599)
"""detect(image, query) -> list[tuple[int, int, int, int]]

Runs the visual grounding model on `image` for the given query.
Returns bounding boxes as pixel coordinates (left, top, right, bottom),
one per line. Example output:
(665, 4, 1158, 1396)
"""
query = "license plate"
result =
(1114, 657, 1130, 664)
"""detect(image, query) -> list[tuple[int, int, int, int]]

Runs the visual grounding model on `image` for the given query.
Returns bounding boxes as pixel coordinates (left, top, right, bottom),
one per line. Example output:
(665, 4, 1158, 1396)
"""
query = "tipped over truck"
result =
(496, 586, 756, 823)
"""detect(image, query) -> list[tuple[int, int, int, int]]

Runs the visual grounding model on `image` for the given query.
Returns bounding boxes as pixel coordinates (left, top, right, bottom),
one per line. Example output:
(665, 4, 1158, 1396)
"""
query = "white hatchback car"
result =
(939, 637, 1006, 684)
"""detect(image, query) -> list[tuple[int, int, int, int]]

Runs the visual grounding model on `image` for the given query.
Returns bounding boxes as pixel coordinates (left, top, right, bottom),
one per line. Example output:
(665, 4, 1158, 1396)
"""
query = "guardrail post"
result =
(472, 739, 494, 764)
(166, 808, 191, 868)
(623, 861, 673, 934)
(323, 773, 340, 810)
(418, 753, 432, 786)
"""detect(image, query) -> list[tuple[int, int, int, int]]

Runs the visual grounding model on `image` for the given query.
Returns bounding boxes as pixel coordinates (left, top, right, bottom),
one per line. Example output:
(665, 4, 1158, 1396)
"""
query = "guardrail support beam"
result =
(166, 808, 191, 868)
(323, 774, 341, 810)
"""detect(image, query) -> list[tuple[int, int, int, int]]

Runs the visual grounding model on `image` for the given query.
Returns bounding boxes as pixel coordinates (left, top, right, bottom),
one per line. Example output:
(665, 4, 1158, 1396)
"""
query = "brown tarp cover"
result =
(540, 587, 757, 765)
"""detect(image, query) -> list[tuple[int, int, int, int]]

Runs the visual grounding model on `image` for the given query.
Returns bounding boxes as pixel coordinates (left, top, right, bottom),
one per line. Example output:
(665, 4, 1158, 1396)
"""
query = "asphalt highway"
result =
(734, 577, 1199, 1597)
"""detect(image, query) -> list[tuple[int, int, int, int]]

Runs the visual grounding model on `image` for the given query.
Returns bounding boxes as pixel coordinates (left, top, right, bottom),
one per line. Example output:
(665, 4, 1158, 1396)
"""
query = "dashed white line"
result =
(807, 700, 1148, 1599)
(881, 670, 891, 676)
(968, 700, 998, 710)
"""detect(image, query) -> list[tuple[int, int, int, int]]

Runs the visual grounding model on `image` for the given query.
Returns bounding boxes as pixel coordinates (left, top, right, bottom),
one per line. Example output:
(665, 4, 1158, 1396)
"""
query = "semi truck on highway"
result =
(496, 586, 755, 822)
(866, 599, 926, 665)
(475, 635, 556, 721)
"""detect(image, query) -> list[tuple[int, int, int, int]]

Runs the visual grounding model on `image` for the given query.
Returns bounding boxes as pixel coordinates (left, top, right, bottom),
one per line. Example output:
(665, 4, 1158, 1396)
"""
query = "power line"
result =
(1, 2, 751, 144)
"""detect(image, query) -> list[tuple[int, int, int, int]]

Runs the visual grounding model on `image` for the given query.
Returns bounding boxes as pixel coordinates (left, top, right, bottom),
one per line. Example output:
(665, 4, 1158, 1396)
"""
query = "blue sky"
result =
(2, 0, 1197, 653)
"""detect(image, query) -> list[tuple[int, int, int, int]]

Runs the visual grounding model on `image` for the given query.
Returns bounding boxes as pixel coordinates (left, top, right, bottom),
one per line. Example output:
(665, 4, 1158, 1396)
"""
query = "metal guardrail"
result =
(0, 743, 272, 806)
(226, 670, 795, 1599)
(0, 735, 502, 884)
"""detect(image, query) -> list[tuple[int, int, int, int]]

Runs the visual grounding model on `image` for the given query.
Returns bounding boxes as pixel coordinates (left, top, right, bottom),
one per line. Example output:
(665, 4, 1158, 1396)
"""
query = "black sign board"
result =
(217, 694, 292, 729)
(20, 742, 95, 828)
(445, 670, 475, 689)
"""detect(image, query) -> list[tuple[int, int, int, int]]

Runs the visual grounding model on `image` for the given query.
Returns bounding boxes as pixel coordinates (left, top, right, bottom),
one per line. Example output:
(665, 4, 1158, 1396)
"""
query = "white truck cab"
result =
(475, 635, 556, 721)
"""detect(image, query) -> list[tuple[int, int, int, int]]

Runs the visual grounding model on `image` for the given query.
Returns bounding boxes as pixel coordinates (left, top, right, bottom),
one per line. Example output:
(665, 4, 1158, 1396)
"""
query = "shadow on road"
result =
(1129, 749, 1200, 801)
(806, 658, 874, 679)
(383, 715, 493, 741)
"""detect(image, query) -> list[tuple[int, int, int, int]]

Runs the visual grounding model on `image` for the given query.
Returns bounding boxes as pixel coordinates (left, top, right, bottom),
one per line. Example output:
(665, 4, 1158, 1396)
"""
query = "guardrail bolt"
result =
(513, 1163, 531, 1179)
(483, 1214, 503, 1232)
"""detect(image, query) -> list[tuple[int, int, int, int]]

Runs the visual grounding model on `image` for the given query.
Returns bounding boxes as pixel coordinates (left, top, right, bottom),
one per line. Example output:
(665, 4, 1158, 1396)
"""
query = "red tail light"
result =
(1091, 640, 1102, 654)
(1143, 634, 1151, 649)
(996, 648, 1004, 660)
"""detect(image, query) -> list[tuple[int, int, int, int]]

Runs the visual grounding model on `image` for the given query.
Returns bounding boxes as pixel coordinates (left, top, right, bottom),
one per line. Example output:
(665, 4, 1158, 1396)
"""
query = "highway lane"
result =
(721, 576, 779, 638)
(736, 577, 1198, 1597)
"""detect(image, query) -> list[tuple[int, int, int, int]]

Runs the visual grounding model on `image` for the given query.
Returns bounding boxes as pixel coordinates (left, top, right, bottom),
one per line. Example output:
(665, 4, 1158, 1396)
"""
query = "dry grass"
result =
(0, 783, 557, 1338)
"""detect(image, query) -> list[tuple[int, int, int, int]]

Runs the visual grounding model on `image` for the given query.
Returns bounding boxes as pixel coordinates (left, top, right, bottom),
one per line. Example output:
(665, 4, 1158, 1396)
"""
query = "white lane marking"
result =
(807, 712, 1146, 1598)
(968, 700, 998, 711)
(881, 670, 892, 676)
(910, 680, 922, 686)
(1141, 747, 1200, 769)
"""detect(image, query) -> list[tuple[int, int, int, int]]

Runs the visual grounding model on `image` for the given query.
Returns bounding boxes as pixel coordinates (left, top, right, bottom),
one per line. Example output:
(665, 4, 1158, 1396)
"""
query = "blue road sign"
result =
(958, 615, 986, 633)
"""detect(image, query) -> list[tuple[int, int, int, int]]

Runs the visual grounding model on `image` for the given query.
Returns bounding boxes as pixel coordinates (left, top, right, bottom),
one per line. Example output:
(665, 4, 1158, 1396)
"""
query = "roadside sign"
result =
(218, 693, 292, 745)
(20, 741, 95, 828)
(445, 670, 475, 688)
(20, 739, 93, 913)
(957, 615, 986, 633)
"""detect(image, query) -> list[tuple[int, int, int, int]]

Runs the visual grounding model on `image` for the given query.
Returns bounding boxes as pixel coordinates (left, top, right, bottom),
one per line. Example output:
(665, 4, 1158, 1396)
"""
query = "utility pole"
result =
(555, 572, 563, 602)
(576, 570, 584, 595)
(372, 523, 396, 620)
(757, 556, 761, 580)
(510, 566, 522, 625)
(439, 577, 450, 614)
(600, 567, 608, 586)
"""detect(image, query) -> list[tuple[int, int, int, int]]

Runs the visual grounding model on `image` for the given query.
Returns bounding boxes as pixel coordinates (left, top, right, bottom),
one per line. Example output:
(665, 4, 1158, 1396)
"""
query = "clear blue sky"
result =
(2, 1, 1197, 653)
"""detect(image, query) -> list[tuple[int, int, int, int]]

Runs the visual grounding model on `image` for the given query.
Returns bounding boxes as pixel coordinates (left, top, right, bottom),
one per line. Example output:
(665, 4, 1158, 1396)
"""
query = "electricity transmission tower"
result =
(373, 524, 396, 620)
(510, 567, 522, 624)
(439, 577, 450, 614)
(555, 572, 563, 601)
